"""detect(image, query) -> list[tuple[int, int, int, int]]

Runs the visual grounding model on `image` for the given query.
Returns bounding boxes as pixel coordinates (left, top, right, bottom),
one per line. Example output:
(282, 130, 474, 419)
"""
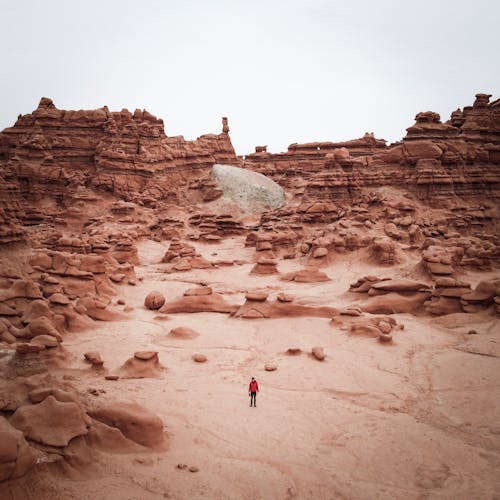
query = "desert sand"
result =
(2, 236, 498, 499)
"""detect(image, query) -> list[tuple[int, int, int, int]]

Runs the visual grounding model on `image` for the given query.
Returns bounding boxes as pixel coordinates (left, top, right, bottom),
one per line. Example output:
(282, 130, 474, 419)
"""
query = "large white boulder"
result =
(211, 164, 285, 212)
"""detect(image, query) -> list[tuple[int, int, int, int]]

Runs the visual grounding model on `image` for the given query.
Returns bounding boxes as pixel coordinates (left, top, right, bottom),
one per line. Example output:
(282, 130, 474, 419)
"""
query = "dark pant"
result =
(250, 392, 257, 406)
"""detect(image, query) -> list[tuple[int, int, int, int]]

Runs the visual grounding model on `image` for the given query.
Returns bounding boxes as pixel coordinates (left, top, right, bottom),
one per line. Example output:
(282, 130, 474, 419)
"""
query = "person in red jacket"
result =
(248, 377, 259, 407)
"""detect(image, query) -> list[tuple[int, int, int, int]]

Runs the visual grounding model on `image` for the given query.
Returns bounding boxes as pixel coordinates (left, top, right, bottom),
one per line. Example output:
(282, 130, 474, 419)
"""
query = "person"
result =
(248, 377, 259, 407)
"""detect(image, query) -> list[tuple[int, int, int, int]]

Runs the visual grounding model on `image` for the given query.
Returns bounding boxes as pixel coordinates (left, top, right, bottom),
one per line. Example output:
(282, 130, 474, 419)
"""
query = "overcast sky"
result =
(1, 0, 499, 154)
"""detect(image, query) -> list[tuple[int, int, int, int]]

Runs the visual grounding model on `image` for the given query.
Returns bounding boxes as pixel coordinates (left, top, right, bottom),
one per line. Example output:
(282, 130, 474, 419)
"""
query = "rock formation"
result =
(243, 94, 500, 205)
(0, 92, 499, 491)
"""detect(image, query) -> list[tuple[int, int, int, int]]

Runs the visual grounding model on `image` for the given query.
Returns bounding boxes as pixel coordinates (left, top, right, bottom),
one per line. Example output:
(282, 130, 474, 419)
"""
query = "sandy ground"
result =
(6, 237, 500, 500)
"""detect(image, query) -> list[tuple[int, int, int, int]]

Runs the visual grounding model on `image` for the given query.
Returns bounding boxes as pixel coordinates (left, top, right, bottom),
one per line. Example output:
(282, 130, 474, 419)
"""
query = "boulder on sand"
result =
(312, 346, 325, 361)
(117, 351, 164, 379)
(144, 291, 166, 310)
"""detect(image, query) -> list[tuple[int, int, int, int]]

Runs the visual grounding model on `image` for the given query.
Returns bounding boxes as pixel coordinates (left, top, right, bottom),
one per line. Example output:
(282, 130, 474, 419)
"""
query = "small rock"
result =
(264, 363, 277, 371)
(84, 351, 104, 367)
(286, 348, 302, 355)
(189, 466, 199, 473)
(105, 375, 119, 381)
(467, 329, 478, 335)
(277, 293, 294, 303)
(377, 321, 392, 334)
(192, 354, 207, 363)
(176, 463, 188, 470)
(312, 346, 325, 361)
(378, 333, 393, 343)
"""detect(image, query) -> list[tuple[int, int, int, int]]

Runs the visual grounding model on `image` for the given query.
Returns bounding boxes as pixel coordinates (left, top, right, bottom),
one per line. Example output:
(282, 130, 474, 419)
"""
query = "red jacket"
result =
(249, 380, 259, 392)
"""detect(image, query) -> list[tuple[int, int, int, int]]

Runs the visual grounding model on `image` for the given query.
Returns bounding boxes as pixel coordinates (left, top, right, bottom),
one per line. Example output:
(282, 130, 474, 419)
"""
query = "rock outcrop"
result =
(0, 98, 239, 206)
(243, 94, 500, 205)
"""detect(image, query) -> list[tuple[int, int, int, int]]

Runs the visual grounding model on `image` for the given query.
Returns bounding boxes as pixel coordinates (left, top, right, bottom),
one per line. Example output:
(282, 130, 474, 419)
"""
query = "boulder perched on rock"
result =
(144, 291, 166, 310)
(88, 401, 164, 447)
(250, 258, 279, 275)
(117, 351, 164, 378)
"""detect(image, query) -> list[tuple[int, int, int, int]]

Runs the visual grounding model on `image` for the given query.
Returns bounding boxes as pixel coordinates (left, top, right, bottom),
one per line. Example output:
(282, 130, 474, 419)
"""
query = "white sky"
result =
(1, 0, 499, 154)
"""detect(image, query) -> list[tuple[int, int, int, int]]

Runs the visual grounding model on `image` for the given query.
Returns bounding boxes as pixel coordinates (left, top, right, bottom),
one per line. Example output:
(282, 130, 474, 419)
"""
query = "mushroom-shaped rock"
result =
(134, 351, 157, 361)
(312, 346, 325, 361)
(88, 401, 164, 447)
(9, 395, 90, 447)
(250, 258, 279, 275)
(117, 352, 163, 379)
(168, 327, 200, 339)
(0, 416, 36, 482)
(192, 354, 207, 363)
(144, 291, 166, 310)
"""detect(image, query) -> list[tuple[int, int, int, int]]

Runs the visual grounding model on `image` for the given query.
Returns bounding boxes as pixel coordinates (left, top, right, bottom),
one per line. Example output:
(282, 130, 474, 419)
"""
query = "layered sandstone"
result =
(243, 93, 500, 205)
(0, 98, 239, 207)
